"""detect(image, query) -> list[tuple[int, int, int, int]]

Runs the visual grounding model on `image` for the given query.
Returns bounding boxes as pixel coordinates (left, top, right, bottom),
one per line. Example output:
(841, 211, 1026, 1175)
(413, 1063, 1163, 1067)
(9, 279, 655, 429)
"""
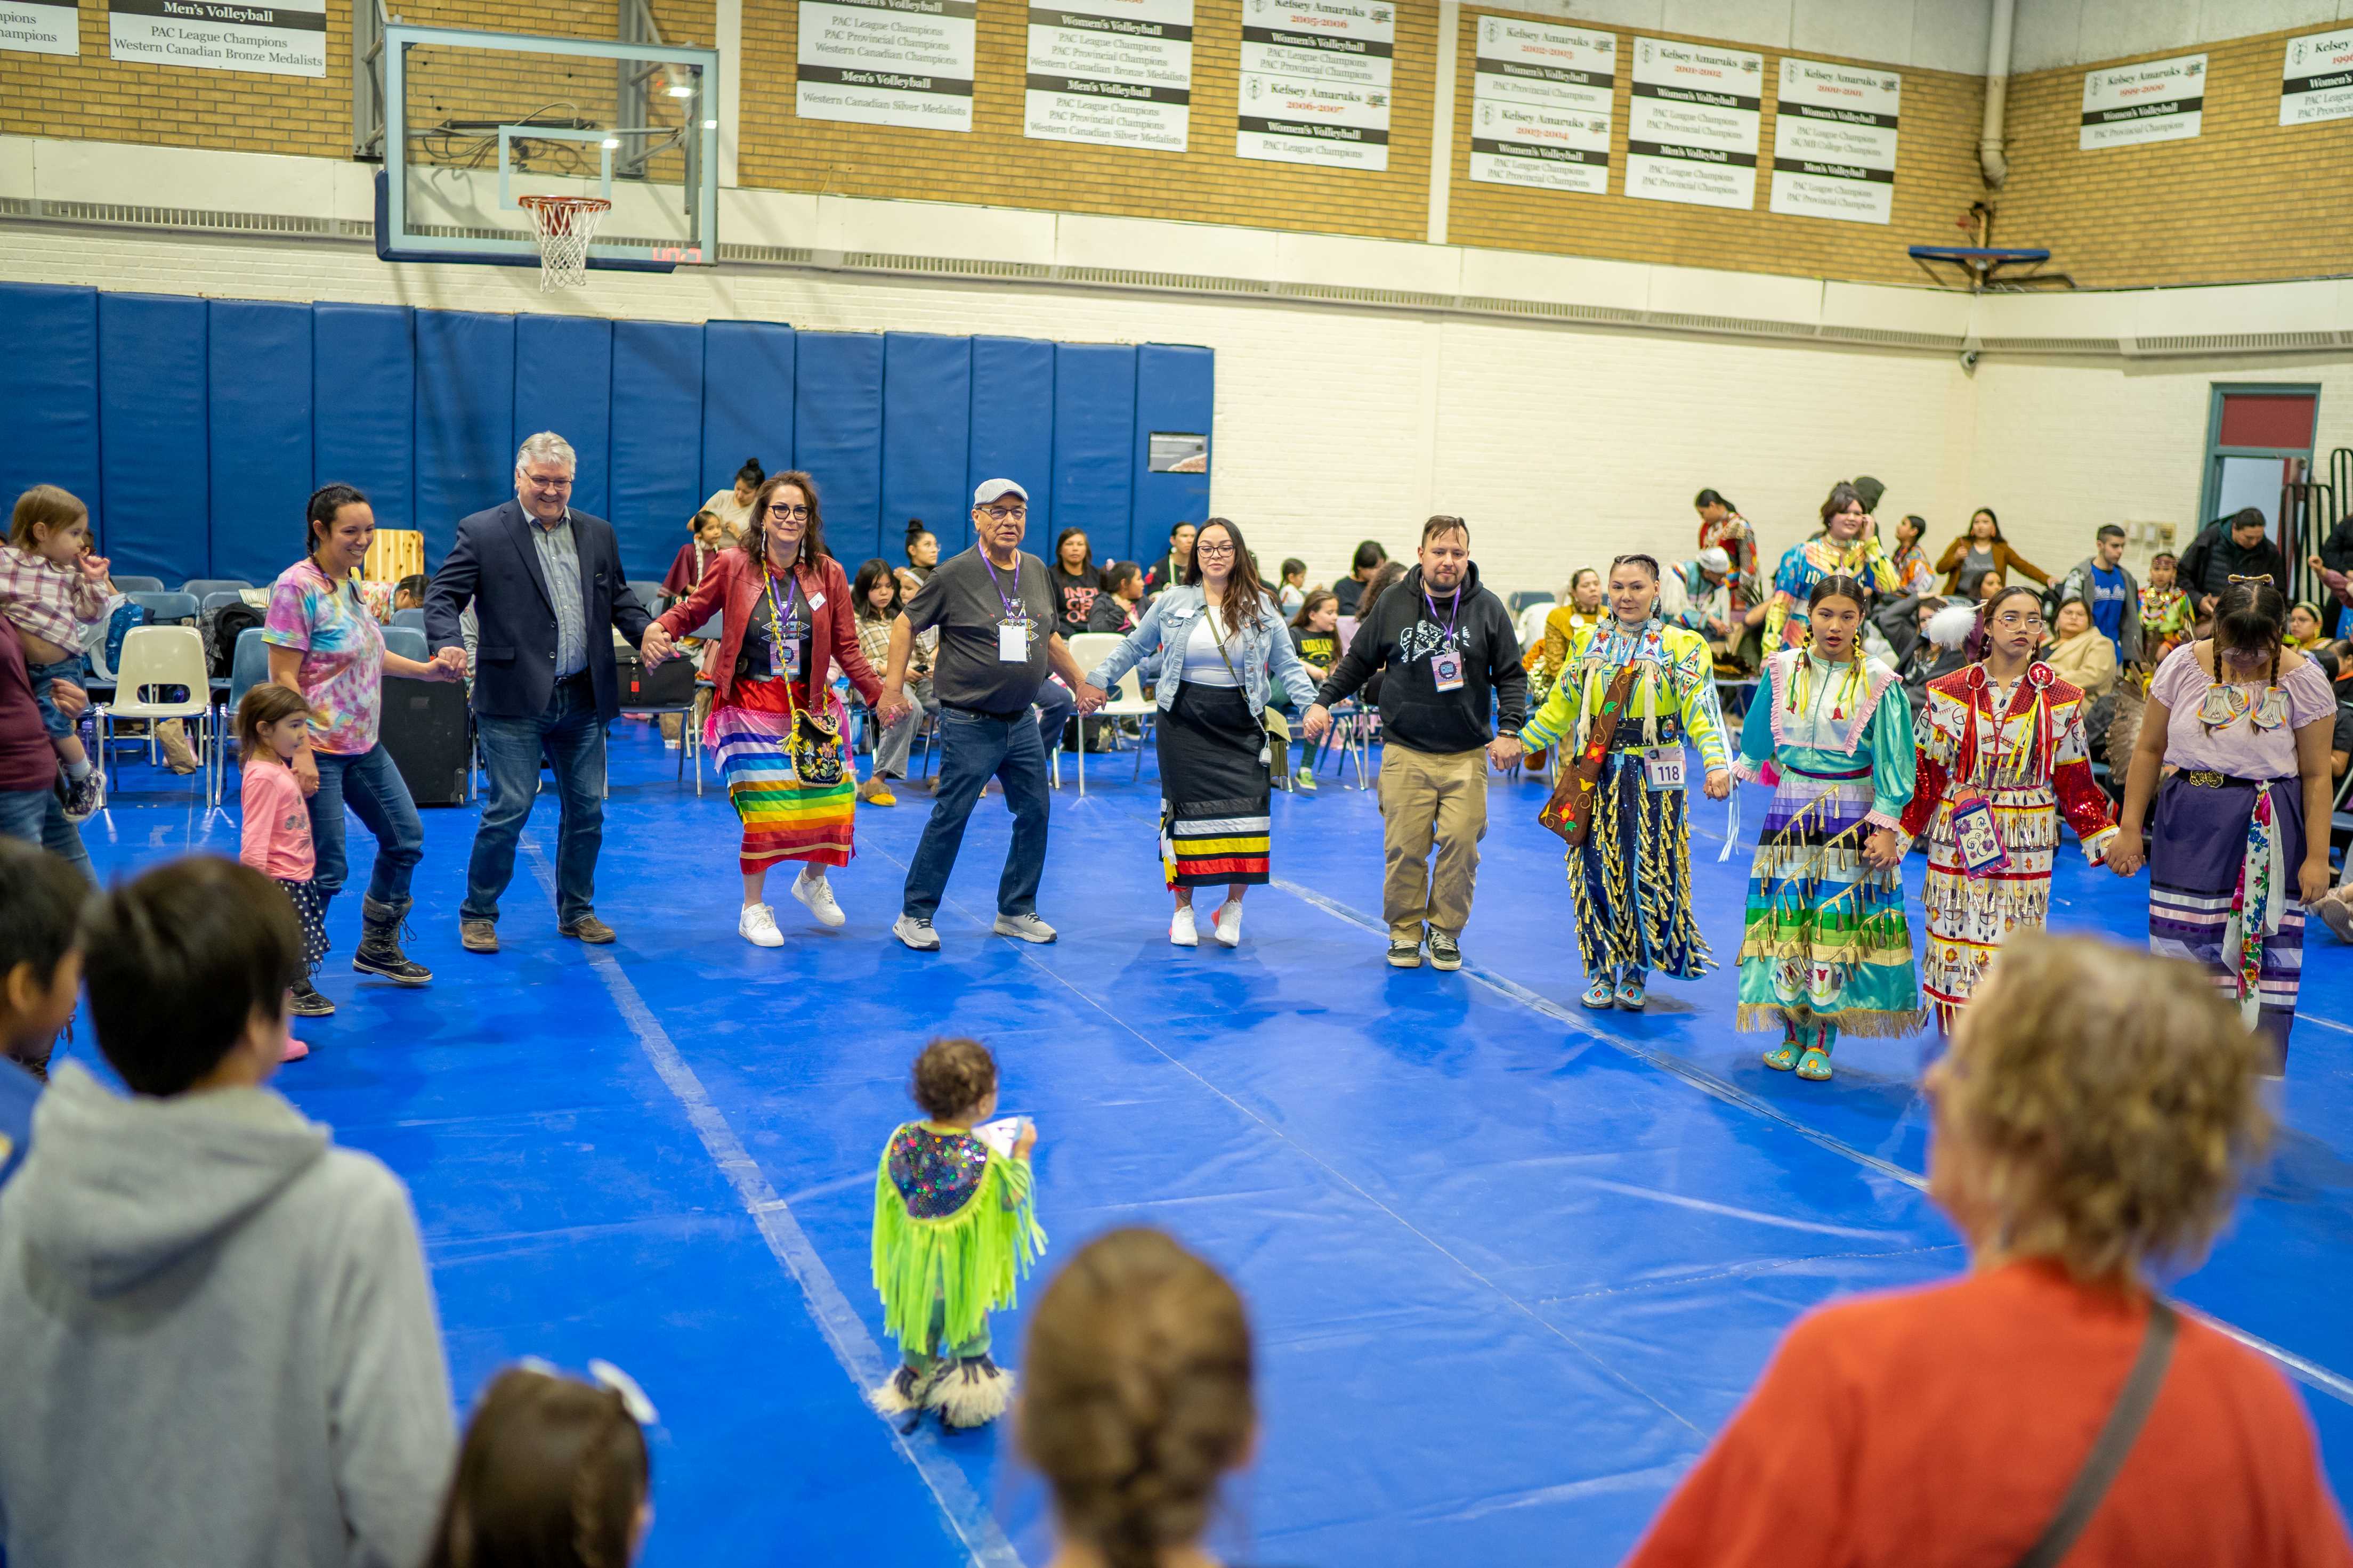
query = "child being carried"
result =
(1, 486, 114, 819)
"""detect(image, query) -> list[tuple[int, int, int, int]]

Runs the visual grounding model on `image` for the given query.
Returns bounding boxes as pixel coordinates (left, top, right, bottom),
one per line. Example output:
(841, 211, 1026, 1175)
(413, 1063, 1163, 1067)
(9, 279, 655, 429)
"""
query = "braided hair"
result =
(2211, 577, 2287, 693)
(425, 1367, 649, 1568)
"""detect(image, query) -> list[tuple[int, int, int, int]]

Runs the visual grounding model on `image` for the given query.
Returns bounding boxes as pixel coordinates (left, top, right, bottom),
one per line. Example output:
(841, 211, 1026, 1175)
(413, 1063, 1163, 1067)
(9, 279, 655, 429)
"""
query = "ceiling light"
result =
(601, 136, 621, 149)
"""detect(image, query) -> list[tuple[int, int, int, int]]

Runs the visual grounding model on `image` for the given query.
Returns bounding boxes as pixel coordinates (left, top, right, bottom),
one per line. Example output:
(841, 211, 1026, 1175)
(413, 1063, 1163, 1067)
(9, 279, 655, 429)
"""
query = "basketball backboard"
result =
(374, 21, 718, 273)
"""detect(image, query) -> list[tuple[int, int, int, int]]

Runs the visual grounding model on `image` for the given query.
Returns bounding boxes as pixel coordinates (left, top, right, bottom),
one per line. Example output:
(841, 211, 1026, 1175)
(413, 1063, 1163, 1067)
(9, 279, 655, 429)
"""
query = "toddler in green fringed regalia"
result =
(870, 1037, 1045, 1429)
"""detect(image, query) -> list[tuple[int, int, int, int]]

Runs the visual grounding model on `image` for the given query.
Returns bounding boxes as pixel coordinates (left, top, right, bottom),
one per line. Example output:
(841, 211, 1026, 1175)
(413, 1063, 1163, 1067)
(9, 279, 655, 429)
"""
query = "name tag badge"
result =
(1642, 745, 1686, 791)
(998, 620, 1028, 663)
(782, 634, 803, 679)
(807, 591, 825, 611)
(1950, 791, 2010, 878)
(1429, 647, 1465, 692)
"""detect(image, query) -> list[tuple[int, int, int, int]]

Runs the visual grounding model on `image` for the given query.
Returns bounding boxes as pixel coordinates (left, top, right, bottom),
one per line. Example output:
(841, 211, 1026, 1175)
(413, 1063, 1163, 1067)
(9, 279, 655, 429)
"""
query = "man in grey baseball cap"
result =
(877, 480, 1104, 951)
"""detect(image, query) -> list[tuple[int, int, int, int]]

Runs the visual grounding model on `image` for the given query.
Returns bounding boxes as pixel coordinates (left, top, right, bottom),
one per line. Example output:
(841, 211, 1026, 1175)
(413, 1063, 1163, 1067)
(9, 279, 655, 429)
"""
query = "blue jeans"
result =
(467, 677, 605, 924)
(901, 706, 1050, 922)
(1033, 677, 1074, 757)
(26, 655, 85, 741)
(309, 742, 424, 914)
(0, 789, 94, 883)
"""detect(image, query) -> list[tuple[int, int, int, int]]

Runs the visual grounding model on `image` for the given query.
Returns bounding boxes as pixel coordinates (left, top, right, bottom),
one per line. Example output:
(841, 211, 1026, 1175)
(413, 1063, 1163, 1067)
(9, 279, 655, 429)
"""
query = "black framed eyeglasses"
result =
(768, 502, 810, 519)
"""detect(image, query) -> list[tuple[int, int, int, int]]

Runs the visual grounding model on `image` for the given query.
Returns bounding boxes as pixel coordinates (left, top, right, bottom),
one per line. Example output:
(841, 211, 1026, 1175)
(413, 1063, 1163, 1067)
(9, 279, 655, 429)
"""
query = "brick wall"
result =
(735, 2, 1440, 243)
(1992, 26, 2353, 290)
(0, 0, 713, 169)
(1443, 10, 1985, 288)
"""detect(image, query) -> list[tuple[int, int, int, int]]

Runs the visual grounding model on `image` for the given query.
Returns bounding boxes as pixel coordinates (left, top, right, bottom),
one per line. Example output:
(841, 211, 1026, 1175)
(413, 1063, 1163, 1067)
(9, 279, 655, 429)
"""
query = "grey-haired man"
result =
(877, 479, 1103, 952)
(425, 432, 656, 952)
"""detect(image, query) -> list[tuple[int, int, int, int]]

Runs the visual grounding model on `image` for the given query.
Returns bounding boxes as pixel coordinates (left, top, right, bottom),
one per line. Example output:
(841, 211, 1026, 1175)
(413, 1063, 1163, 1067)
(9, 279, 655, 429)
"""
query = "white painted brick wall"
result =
(3, 225, 2346, 600)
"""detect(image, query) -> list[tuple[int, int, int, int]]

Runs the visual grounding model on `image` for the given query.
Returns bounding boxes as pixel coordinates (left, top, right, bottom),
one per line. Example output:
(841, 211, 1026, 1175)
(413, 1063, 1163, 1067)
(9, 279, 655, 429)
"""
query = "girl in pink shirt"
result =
(238, 685, 328, 1053)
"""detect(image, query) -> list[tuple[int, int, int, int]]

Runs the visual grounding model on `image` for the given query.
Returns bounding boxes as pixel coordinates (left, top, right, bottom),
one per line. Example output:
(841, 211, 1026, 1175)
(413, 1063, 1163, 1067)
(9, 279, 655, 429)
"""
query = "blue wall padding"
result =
(1132, 343, 1214, 561)
(1051, 343, 1138, 563)
(794, 331, 887, 565)
(206, 299, 313, 588)
(97, 293, 209, 586)
(880, 332, 972, 573)
(609, 321, 706, 581)
(513, 315, 613, 524)
(965, 336, 1056, 557)
(700, 319, 795, 502)
(0, 285, 102, 544)
(313, 304, 415, 535)
(413, 311, 515, 565)
(37, 288, 1209, 586)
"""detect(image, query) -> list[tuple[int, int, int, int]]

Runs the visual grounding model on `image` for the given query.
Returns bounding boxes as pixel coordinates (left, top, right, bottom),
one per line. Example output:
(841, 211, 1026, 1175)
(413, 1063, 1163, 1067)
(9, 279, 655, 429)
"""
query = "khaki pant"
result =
(1377, 744, 1489, 941)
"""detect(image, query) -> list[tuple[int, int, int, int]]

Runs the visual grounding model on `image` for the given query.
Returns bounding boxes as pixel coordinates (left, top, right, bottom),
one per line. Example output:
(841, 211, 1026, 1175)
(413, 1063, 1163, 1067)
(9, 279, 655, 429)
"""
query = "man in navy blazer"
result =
(425, 432, 673, 953)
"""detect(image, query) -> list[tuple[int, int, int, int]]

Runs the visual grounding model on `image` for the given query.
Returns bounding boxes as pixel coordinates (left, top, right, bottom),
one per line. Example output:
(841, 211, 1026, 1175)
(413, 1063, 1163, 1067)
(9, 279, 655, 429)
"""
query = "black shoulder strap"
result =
(2014, 1299, 2178, 1568)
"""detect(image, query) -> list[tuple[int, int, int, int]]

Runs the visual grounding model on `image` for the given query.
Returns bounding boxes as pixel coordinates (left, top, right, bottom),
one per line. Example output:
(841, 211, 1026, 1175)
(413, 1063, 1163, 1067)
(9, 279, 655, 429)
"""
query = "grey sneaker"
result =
(1386, 937, 1423, 969)
(893, 914, 941, 952)
(993, 912, 1057, 944)
(1427, 931, 1462, 971)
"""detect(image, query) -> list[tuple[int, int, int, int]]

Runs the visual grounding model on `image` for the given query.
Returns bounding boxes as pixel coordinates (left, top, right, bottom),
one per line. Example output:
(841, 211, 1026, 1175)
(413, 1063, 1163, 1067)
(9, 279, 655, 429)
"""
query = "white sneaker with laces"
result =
(793, 868, 847, 928)
(992, 912, 1057, 944)
(893, 914, 941, 951)
(1212, 899, 1243, 948)
(1170, 904, 1198, 947)
(739, 903, 783, 948)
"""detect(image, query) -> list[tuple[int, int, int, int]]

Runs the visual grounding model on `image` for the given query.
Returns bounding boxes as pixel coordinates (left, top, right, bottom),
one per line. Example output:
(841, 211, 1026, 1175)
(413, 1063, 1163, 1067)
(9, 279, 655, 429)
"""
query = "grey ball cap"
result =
(973, 478, 1029, 506)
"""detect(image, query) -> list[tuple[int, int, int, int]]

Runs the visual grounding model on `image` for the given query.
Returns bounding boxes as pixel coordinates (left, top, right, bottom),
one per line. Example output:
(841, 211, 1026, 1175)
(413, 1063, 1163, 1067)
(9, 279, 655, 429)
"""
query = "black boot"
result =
(353, 896, 432, 986)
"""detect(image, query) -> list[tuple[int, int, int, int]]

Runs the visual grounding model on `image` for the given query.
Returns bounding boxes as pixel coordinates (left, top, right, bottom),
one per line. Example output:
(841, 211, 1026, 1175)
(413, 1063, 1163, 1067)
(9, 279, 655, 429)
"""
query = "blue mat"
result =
(63, 726, 2353, 1566)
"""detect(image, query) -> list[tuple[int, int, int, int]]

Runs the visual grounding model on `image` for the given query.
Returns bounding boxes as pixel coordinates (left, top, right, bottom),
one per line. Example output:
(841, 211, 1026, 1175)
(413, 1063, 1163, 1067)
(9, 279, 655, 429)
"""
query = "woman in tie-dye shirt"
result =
(264, 483, 464, 992)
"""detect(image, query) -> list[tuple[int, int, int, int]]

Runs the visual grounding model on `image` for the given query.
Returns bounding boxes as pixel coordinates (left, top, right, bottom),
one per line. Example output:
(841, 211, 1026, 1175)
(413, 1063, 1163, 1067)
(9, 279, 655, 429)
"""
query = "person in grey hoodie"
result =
(0, 855, 456, 1568)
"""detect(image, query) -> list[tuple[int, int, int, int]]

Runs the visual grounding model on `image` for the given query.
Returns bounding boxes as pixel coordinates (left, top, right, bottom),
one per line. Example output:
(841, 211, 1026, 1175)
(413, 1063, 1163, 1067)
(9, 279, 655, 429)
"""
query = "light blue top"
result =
(1085, 584, 1314, 719)
(1735, 648, 1918, 831)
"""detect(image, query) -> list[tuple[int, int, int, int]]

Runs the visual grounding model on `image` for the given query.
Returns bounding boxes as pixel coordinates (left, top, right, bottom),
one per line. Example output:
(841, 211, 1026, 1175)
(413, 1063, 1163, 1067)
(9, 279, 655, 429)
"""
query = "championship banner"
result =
(1468, 15, 1613, 196)
(1236, 0, 1395, 172)
(1626, 35, 1762, 210)
(2079, 52, 2204, 150)
(1025, 1, 1194, 152)
(108, 0, 324, 76)
(1768, 57, 1899, 226)
(797, 0, 978, 134)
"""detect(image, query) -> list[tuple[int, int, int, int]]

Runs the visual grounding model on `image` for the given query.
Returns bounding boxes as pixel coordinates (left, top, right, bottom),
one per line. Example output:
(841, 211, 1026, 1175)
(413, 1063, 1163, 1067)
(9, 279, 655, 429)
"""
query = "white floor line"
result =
(1266, 875, 2353, 1409)
(522, 843, 1024, 1568)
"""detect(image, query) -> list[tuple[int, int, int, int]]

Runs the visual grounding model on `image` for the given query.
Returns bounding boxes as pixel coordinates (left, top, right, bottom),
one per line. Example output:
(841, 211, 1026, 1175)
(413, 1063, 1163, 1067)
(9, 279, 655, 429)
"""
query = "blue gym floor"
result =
(61, 721, 2353, 1566)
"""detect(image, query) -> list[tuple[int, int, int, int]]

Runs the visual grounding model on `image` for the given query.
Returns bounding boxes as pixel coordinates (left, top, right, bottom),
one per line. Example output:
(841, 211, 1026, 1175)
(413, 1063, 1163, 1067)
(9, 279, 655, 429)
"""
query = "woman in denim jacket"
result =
(1085, 518, 1315, 949)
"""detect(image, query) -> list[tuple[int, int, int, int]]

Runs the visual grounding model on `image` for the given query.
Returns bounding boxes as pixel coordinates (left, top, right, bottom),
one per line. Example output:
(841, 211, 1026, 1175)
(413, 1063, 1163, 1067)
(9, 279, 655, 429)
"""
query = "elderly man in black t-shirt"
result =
(878, 480, 1104, 952)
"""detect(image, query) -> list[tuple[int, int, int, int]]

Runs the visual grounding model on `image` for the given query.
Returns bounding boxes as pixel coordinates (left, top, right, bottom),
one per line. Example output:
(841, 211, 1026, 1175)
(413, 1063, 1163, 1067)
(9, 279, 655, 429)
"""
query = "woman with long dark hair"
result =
(647, 472, 884, 947)
(1048, 527, 1097, 640)
(1693, 487, 1756, 580)
(2107, 578, 2336, 1068)
(1733, 573, 1922, 1080)
(1936, 506, 2048, 599)
(699, 456, 764, 541)
(263, 483, 465, 993)
(1085, 517, 1314, 948)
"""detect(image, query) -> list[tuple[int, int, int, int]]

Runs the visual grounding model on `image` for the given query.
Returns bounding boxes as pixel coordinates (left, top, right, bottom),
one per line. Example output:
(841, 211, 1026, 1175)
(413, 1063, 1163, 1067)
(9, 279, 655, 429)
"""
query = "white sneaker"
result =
(738, 903, 783, 948)
(992, 912, 1057, 944)
(893, 914, 941, 951)
(1212, 900, 1243, 948)
(793, 868, 847, 928)
(1170, 904, 1198, 947)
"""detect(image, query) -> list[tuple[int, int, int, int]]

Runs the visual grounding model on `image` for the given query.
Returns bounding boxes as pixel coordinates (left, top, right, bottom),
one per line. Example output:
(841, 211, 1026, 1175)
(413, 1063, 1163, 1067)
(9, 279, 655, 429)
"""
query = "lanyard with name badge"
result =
(762, 569, 808, 680)
(982, 552, 1031, 662)
(1424, 583, 1465, 692)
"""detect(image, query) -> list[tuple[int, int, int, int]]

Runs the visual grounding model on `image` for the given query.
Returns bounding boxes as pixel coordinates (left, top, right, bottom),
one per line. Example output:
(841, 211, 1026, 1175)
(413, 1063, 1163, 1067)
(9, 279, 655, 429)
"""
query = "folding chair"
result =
(1062, 632, 1157, 795)
(98, 625, 212, 799)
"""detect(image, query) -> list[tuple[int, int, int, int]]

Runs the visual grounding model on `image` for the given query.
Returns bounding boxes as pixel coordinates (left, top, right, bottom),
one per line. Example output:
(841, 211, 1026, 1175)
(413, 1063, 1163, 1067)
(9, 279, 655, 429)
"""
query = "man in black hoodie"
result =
(2177, 507, 2287, 611)
(1303, 516, 1526, 971)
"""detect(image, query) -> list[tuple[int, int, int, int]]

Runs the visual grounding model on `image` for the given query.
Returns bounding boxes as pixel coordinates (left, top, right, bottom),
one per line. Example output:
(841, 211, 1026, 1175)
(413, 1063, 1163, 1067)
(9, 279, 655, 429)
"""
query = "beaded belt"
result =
(2181, 769, 2269, 790)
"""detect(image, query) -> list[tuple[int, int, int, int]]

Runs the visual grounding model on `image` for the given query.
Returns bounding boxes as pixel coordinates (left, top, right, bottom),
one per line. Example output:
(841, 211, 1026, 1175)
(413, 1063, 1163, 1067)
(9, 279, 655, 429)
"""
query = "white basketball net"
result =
(517, 195, 611, 291)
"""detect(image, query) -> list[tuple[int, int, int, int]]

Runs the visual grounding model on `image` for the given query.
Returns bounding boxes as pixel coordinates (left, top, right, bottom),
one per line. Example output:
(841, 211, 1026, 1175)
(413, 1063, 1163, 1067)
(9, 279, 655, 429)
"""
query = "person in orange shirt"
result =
(1623, 932, 2352, 1568)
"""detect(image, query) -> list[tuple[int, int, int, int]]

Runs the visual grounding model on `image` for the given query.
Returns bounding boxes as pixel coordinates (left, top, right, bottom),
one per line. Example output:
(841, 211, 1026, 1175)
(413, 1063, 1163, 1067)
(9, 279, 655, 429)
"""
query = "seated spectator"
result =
(425, 1363, 653, 1568)
(2289, 598, 2330, 651)
(660, 508, 729, 605)
(1622, 933, 2351, 1568)
(393, 573, 431, 612)
(1333, 538, 1387, 617)
(1021, 1227, 1257, 1568)
(1089, 562, 1144, 635)
(852, 556, 934, 803)
(0, 839, 83, 1186)
(1975, 566, 2008, 604)
(1277, 556, 1308, 616)
(0, 855, 457, 1568)
(2048, 597, 2120, 698)
(1901, 599, 1967, 716)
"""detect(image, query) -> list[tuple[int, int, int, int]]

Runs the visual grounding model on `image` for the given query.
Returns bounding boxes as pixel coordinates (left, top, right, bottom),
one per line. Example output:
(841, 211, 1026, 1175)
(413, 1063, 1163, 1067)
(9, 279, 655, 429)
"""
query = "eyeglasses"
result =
(1194, 541, 1235, 557)
(767, 502, 810, 519)
(1991, 612, 2044, 629)
(978, 503, 1026, 522)
(524, 475, 573, 490)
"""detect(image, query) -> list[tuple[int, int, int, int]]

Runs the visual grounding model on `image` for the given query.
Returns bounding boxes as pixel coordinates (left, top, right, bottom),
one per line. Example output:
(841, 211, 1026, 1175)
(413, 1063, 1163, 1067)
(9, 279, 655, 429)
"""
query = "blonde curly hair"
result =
(1936, 933, 2274, 1281)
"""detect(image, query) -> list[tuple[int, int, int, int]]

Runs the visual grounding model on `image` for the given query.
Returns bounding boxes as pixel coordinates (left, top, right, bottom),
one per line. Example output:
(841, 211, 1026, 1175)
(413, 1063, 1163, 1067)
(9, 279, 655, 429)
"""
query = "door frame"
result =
(2198, 383, 2323, 530)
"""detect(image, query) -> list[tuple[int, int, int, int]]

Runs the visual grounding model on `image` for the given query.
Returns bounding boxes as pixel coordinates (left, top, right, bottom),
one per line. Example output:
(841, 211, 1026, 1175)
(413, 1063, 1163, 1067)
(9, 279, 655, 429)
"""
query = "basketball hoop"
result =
(516, 194, 611, 291)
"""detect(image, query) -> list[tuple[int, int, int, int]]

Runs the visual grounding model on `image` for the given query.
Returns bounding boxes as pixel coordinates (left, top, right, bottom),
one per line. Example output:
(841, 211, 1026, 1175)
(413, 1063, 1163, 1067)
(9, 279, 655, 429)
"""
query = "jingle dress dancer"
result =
(1897, 589, 2117, 1032)
(1761, 482, 1908, 653)
(2108, 580, 2337, 1067)
(1733, 576, 1923, 1080)
(1516, 556, 1731, 1011)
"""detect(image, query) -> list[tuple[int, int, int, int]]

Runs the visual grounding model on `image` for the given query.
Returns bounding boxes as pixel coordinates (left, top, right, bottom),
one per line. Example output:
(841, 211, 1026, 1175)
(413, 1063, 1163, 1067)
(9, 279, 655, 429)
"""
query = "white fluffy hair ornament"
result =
(1926, 604, 1980, 651)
